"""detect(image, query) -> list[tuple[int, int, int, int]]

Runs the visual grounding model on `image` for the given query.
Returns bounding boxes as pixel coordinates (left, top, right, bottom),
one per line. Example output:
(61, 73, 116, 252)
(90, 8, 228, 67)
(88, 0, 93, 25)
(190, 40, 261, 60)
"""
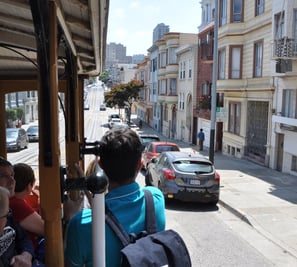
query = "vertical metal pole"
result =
(209, 0, 219, 163)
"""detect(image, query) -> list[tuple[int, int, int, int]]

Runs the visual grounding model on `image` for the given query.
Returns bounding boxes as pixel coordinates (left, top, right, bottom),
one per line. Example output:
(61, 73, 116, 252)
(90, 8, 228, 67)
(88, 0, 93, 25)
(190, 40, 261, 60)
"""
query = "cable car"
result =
(0, 1, 109, 266)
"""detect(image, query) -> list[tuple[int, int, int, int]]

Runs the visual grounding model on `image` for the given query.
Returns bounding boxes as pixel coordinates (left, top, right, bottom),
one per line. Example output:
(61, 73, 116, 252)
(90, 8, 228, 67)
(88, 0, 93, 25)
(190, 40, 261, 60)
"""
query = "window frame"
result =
(231, 0, 244, 23)
(219, 0, 227, 26)
(255, 0, 264, 16)
(229, 45, 243, 79)
(218, 48, 226, 80)
(253, 40, 263, 78)
(228, 102, 241, 135)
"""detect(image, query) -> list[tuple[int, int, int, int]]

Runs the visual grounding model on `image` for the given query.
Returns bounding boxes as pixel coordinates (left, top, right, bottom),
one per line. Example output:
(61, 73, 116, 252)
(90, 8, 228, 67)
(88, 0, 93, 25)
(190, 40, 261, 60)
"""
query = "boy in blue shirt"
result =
(64, 128, 166, 267)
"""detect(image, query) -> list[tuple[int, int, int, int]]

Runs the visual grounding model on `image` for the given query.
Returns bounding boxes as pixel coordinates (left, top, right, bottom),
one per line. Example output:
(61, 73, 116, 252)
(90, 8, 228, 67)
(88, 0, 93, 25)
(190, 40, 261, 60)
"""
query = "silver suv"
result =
(6, 128, 29, 152)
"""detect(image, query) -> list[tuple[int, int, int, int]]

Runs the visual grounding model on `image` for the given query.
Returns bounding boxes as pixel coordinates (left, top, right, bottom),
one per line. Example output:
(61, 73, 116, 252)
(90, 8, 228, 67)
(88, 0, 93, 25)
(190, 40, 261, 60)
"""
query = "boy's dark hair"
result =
(13, 163, 36, 192)
(0, 156, 12, 167)
(99, 128, 142, 184)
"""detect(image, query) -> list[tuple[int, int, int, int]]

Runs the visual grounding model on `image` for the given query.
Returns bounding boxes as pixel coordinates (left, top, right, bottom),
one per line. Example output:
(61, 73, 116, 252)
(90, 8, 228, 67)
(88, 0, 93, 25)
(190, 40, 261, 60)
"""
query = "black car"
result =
(139, 134, 160, 150)
(145, 151, 220, 204)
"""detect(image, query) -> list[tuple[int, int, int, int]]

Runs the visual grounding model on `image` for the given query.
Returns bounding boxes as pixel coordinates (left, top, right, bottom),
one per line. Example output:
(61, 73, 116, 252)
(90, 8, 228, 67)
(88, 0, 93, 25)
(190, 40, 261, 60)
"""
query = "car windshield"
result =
(173, 160, 213, 173)
(155, 145, 179, 153)
(6, 130, 17, 138)
(141, 137, 160, 144)
(27, 127, 38, 133)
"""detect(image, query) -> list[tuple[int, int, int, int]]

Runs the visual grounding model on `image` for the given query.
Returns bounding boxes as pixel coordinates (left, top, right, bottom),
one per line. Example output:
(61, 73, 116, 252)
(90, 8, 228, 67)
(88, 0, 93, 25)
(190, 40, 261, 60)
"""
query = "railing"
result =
(272, 37, 297, 59)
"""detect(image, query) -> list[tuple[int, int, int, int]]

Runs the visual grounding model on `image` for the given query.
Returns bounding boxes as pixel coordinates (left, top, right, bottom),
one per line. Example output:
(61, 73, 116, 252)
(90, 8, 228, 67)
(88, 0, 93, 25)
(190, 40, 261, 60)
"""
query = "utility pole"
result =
(209, 0, 218, 163)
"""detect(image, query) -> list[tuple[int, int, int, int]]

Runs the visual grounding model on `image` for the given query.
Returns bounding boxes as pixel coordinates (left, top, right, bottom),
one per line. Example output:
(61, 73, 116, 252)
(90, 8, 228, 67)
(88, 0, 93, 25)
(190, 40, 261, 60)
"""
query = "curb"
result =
(218, 199, 252, 226)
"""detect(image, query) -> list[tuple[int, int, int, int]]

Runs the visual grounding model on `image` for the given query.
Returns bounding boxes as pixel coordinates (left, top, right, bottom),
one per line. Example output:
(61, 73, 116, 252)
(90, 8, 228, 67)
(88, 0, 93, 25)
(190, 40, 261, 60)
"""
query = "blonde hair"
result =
(85, 159, 99, 176)
(0, 186, 9, 215)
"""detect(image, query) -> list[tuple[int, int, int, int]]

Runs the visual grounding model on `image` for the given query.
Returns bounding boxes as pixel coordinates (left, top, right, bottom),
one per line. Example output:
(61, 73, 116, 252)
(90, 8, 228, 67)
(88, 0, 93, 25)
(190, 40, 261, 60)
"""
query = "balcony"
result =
(272, 37, 297, 60)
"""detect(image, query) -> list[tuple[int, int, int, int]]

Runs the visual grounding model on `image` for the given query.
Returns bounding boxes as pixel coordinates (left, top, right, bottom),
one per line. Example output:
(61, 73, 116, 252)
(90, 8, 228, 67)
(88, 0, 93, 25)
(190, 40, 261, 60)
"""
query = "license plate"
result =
(190, 179, 200, 185)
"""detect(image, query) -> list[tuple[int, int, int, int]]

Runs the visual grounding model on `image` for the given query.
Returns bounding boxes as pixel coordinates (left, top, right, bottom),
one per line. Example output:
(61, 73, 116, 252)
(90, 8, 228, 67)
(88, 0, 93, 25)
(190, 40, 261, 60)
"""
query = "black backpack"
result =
(105, 190, 192, 267)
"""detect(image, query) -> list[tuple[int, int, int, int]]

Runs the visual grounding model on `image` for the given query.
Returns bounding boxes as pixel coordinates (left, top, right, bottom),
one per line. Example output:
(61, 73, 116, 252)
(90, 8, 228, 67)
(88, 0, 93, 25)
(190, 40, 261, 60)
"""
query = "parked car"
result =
(84, 101, 90, 110)
(138, 134, 160, 150)
(108, 118, 122, 129)
(6, 128, 29, 152)
(99, 104, 106, 111)
(108, 113, 120, 122)
(26, 125, 39, 142)
(111, 122, 130, 129)
(142, 141, 180, 170)
(145, 151, 220, 204)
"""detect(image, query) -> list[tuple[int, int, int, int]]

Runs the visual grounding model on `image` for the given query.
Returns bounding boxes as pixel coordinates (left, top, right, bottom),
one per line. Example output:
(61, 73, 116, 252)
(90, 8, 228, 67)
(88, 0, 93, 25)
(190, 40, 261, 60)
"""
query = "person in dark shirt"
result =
(197, 128, 205, 151)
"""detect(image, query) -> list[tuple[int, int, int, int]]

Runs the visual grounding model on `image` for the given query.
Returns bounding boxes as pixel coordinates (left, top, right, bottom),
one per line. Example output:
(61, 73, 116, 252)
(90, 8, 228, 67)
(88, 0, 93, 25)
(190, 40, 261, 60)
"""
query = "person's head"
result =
(98, 128, 143, 185)
(0, 157, 15, 196)
(200, 128, 203, 132)
(85, 159, 100, 177)
(13, 163, 36, 193)
(0, 186, 10, 235)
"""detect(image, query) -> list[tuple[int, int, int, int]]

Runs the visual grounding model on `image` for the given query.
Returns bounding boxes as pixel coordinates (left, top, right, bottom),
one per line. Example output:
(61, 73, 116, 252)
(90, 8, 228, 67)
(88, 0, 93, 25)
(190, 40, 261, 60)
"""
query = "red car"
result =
(142, 141, 180, 170)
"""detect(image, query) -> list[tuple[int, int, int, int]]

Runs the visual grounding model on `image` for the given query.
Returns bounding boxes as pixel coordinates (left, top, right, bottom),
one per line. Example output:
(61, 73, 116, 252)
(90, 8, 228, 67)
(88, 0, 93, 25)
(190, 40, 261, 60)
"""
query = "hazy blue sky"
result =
(107, 0, 201, 56)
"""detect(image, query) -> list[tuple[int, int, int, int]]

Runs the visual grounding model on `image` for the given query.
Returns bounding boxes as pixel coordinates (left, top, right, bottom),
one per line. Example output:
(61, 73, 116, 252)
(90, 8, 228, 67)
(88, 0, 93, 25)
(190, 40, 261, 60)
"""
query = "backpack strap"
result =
(105, 189, 157, 246)
(143, 190, 157, 234)
(105, 206, 130, 246)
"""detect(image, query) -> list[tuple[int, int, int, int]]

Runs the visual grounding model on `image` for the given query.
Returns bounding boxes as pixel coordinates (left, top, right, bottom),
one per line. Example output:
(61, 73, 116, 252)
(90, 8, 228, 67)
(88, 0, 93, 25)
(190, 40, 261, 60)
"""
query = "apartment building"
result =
(270, 0, 297, 175)
(156, 32, 197, 138)
(217, 0, 273, 165)
(176, 44, 198, 143)
(134, 56, 151, 123)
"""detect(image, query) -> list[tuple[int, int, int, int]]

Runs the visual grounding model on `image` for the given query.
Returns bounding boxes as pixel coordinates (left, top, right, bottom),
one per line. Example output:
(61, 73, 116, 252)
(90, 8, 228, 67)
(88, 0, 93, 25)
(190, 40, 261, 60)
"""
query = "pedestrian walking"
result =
(197, 128, 205, 151)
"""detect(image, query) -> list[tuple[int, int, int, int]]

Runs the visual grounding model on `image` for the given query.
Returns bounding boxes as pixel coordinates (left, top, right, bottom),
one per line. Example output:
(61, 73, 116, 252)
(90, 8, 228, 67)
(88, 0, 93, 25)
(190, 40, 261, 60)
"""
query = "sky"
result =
(107, 0, 202, 56)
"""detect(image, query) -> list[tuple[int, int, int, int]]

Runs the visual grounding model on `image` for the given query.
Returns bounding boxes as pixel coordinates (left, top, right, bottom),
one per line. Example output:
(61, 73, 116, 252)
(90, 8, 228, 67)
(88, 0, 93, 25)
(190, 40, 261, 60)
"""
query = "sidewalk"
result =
(133, 119, 297, 263)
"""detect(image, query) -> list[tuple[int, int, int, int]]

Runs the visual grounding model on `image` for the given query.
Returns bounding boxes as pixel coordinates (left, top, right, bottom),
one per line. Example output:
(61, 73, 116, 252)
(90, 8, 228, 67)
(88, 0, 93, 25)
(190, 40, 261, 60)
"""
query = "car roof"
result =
(149, 141, 179, 147)
(162, 151, 212, 164)
(139, 134, 160, 138)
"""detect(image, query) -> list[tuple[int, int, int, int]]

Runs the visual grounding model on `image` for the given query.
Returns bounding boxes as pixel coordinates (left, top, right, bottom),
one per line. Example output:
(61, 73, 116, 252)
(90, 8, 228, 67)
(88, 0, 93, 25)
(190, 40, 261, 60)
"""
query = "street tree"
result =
(104, 80, 143, 123)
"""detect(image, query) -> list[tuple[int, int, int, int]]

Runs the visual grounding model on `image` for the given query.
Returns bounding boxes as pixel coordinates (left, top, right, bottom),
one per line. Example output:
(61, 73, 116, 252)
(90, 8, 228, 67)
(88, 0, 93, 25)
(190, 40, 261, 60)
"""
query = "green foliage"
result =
(6, 109, 17, 127)
(99, 70, 110, 84)
(104, 80, 143, 109)
(15, 107, 24, 120)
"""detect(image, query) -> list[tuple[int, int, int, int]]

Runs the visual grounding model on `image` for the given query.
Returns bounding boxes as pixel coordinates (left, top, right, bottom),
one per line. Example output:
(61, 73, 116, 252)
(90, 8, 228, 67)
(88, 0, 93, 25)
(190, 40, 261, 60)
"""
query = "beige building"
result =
(156, 32, 197, 138)
(217, 0, 273, 165)
(176, 44, 198, 143)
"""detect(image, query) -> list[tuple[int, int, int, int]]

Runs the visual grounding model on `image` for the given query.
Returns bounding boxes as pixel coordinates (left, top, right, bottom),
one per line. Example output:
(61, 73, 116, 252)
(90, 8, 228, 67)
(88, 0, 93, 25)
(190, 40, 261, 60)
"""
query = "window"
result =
(275, 12, 285, 39)
(294, 10, 297, 52)
(159, 52, 167, 68)
(282, 89, 297, 118)
(151, 58, 157, 72)
(168, 47, 176, 64)
(230, 46, 242, 79)
(202, 82, 209, 96)
(228, 102, 241, 135)
(160, 80, 166, 95)
(219, 0, 227, 26)
(179, 93, 185, 110)
(217, 93, 224, 107)
(231, 0, 243, 23)
(218, 49, 226, 79)
(179, 62, 186, 79)
(292, 156, 297, 172)
(254, 41, 263, 77)
(255, 0, 264, 16)
(169, 79, 176, 95)
(164, 104, 168, 121)
(179, 63, 182, 79)
(188, 59, 192, 78)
